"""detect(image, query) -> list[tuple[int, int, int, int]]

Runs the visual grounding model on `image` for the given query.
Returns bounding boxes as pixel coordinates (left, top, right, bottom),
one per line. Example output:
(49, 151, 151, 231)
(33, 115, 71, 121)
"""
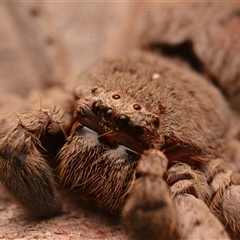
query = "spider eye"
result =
(105, 108, 113, 119)
(112, 94, 121, 100)
(133, 104, 141, 111)
(153, 117, 160, 128)
(92, 101, 102, 115)
(118, 115, 129, 127)
(132, 125, 143, 135)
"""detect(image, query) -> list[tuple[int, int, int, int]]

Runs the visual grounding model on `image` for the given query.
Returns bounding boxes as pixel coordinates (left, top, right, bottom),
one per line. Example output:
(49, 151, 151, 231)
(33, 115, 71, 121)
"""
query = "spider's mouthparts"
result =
(75, 112, 147, 154)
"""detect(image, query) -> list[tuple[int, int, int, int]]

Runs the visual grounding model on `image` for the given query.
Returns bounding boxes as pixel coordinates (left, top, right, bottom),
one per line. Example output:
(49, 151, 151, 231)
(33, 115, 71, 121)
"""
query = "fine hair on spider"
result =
(0, 108, 64, 218)
(37, 92, 68, 139)
(2, 50, 240, 240)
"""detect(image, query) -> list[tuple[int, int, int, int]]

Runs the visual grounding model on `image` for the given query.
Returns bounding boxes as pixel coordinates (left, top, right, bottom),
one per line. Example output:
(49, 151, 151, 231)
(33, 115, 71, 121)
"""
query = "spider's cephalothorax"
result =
(58, 84, 162, 213)
(1, 52, 240, 239)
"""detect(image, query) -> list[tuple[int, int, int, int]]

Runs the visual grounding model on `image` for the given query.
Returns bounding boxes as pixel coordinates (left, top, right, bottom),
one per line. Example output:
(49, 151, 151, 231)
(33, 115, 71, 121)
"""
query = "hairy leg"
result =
(122, 149, 176, 240)
(166, 163, 230, 240)
(0, 110, 62, 218)
(203, 158, 240, 233)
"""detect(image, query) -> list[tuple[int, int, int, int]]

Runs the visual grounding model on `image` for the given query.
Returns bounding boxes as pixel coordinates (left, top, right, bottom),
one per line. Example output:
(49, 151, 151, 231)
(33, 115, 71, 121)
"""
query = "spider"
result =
(0, 51, 240, 240)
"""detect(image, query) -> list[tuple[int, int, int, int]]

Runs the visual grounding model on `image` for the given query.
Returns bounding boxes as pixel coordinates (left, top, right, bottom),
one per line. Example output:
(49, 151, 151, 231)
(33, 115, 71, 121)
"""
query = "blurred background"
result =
(0, 1, 137, 97)
(1, 1, 240, 113)
(1, 1, 240, 110)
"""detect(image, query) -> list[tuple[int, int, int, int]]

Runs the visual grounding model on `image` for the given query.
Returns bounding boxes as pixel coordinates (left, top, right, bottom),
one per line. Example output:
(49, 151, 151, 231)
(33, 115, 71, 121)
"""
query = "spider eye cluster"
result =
(91, 99, 160, 139)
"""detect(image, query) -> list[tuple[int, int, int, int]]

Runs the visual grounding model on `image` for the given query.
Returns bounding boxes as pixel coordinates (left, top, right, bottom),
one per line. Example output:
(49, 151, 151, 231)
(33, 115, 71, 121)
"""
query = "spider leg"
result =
(122, 149, 177, 240)
(166, 163, 230, 240)
(0, 112, 62, 218)
(203, 158, 240, 234)
(223, 138, 240, 173)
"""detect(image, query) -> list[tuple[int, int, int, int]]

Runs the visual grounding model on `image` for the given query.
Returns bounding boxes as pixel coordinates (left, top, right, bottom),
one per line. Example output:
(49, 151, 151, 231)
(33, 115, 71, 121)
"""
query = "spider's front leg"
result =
(166, 163, 230, 240)
(0, 110, 64, 218)
(122, 149, 177, 240)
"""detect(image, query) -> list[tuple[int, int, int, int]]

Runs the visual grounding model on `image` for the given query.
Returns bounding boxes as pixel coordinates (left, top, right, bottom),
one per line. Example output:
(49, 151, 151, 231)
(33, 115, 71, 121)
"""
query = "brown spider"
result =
(0, 51, 240, 239)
